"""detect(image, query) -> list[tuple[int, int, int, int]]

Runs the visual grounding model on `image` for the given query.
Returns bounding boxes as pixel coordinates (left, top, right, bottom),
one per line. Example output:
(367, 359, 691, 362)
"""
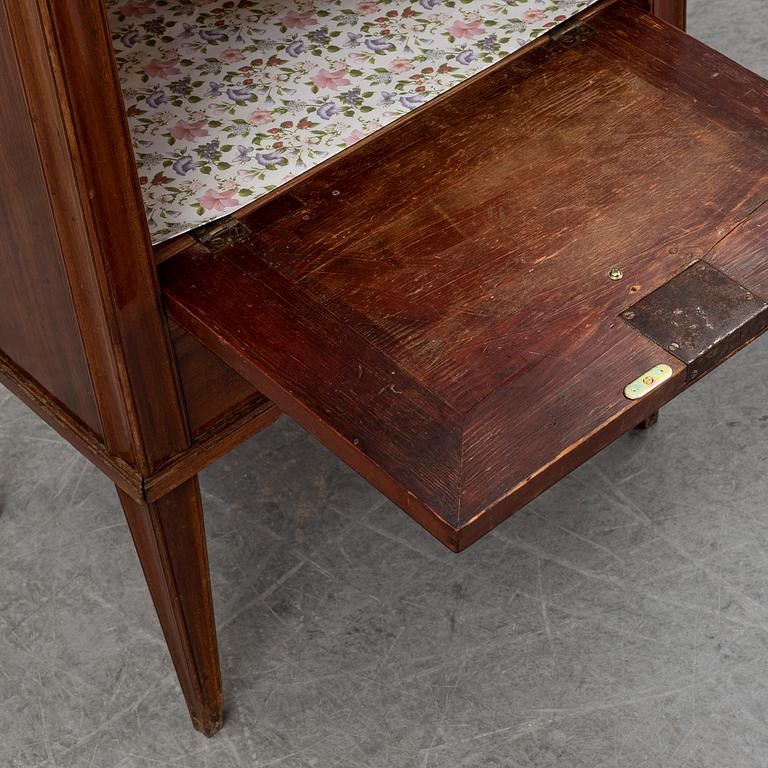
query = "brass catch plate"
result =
(624, 364, 673, 400)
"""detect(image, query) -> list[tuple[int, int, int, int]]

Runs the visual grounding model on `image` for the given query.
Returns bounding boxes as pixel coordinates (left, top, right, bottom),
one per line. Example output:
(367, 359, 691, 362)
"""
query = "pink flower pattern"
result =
(343, 129, 369, 145)
(221, 48, 246, 63)
(312, 68, 353, 91)
(169, 119, 210, 141)
(118, 0, 155, 17)
(248, 110, 273, 125)
(389, 58, 413, 73)
(143, 55, 181, 79)
(280, 9, 320, 28)
(108, 0, 595, 243)
(523, 9, 547, 22)
(446, 19, 487, 39)
(197, 188, 242, 211)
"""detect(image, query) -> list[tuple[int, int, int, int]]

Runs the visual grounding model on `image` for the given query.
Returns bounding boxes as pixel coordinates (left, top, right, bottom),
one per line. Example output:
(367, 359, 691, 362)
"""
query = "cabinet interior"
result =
(107, 0, 597, 246)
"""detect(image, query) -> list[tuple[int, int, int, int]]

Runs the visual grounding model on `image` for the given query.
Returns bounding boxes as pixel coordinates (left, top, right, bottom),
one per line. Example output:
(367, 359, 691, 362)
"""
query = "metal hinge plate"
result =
(192, 217, 251, 252)
(621, 261, 768, 381)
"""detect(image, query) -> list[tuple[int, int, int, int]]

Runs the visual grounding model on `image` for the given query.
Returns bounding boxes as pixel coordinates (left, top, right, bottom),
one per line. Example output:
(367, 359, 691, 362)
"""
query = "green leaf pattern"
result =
(109, 0, 595, 243)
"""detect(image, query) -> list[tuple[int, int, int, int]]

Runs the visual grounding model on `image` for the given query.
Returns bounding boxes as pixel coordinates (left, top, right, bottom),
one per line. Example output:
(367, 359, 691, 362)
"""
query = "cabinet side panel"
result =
(0, 2, 101, 433)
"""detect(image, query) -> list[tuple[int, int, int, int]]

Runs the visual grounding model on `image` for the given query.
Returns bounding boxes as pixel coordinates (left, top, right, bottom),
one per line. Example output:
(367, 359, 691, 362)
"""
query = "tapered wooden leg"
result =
(635, 410, 660, 430)
(117, 478, 223, 736)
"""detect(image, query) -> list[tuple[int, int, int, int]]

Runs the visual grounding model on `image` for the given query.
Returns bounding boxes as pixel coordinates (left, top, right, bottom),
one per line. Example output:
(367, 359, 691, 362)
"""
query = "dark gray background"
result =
(1, 2, 767, 765)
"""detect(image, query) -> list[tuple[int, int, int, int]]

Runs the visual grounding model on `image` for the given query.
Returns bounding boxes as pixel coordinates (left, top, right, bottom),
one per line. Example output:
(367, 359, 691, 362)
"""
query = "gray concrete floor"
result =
(2, 3, 768, 766)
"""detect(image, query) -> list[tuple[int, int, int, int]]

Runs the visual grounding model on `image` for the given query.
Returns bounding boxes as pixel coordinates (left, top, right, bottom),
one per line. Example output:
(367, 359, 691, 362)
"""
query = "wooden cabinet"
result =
(9, 0, 768, 737)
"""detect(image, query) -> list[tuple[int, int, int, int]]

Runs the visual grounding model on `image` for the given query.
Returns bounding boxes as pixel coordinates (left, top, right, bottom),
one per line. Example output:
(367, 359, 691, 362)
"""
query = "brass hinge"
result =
(550, 8, 590, 44)
(192, 216, 251, 252)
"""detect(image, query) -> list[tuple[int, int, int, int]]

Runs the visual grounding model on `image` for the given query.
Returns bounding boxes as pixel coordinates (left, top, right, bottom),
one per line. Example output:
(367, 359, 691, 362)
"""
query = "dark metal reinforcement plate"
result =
(621, 261, 768, 382)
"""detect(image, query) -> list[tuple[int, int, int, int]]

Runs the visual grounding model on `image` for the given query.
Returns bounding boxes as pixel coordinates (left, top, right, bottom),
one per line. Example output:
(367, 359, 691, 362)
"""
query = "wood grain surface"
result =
(162, 0, 768, 551)
(0, 0, 100, 432)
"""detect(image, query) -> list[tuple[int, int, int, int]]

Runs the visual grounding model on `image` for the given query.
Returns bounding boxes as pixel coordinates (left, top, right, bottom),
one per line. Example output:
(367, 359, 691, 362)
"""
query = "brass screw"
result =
(608, 268, 624, 281)
(623, 310, 635, 320)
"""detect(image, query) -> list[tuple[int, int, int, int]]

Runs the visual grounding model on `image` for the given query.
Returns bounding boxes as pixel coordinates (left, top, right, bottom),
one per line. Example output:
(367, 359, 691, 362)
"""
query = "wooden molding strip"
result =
(0, 349, 279, 504)
(0, 348, 142, 499)
(143, 395, 279, 502)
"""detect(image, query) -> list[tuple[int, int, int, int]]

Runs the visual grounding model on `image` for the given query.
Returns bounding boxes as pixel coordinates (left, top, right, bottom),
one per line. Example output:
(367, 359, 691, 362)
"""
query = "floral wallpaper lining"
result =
(108, 0, 597, 245)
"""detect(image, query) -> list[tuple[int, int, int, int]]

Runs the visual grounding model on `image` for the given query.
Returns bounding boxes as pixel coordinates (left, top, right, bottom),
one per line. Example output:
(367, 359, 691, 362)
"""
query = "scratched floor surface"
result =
(2, 2, 768, 765)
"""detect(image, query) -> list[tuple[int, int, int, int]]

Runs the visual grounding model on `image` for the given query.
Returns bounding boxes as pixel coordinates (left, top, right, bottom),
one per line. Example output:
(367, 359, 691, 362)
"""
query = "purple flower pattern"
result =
(108, 0, 595, 243)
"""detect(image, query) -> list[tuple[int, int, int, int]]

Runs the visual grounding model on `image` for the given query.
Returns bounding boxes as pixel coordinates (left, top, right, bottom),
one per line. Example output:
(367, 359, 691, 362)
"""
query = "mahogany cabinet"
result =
(7, 0, 768, 737)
